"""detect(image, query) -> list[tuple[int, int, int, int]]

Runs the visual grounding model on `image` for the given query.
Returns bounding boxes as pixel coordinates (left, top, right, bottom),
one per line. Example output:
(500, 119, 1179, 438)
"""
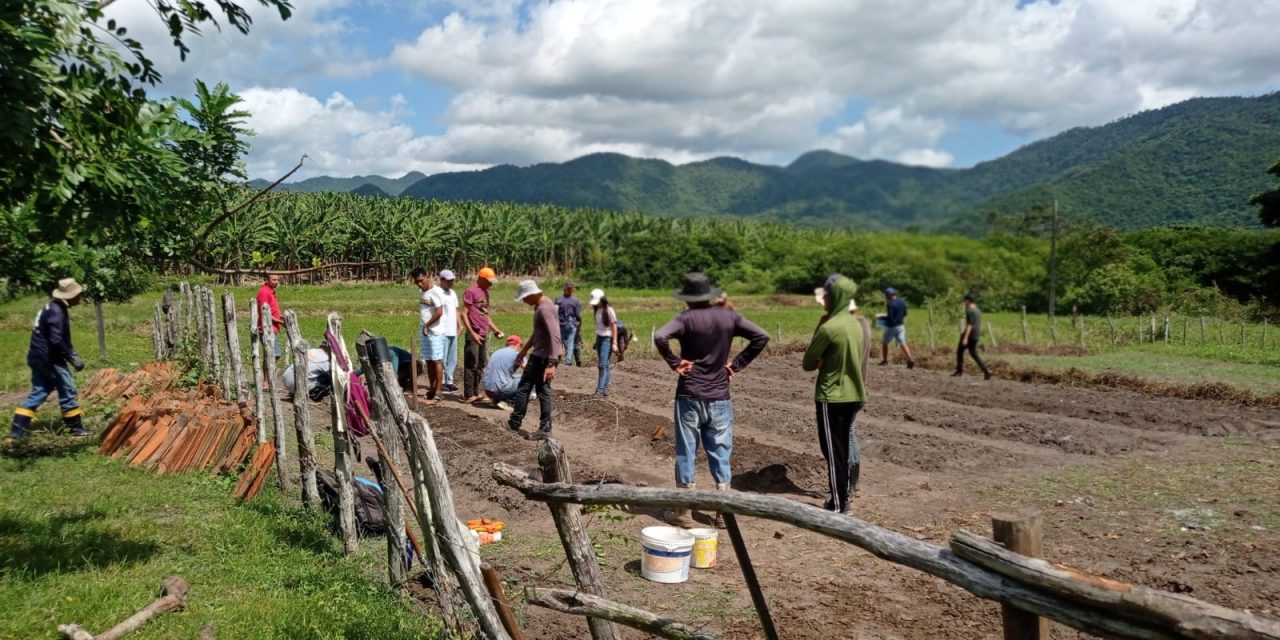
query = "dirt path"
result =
(316, 354, 1279, 639)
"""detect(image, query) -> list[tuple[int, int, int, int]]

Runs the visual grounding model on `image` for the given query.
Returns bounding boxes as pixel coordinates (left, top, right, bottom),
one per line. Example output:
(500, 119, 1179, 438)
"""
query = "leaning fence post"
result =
(261, 302, 291, 493)
(249, 303, 268, 443)
(355, 334, 408, 589)
(481, 563, 526, 640)
(987, 322, 998, 350)
(284, 311, 320, 509)
(326, 313, 359, 555)
(993, 512, 1050, 640)
(222, 293, 247, 403)
(538, 440, 621, 640)
(724, 513, 780, 640)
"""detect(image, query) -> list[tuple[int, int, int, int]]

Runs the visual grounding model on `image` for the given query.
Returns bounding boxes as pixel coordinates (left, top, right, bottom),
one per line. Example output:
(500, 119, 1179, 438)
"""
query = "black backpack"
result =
(316, 469, 387, 536)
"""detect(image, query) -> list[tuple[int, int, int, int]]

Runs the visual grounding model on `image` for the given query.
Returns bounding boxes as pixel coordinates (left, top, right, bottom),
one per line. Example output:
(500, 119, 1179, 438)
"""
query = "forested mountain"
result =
(249, 171, 426, 195)
(259, 93, 1280, 230)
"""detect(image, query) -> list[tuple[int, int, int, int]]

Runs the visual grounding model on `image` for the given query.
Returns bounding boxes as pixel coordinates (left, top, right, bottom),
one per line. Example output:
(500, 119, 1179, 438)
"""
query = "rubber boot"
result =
(667, 482, 698, 528)
(64, 411, 90, 438)
(9, 409, 34, 441)
(714, 483, 731, 529)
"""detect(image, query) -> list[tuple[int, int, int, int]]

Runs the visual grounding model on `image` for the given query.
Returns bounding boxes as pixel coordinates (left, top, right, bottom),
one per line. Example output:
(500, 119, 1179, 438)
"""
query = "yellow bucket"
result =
(688, 527, 718, 569)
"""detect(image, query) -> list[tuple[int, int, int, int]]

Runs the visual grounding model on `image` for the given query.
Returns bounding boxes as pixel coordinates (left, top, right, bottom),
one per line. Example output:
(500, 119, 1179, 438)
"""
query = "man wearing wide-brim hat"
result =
(654, 272, 770, 528)
(507, 280, 563, 439)
(10, 278, 91, 440)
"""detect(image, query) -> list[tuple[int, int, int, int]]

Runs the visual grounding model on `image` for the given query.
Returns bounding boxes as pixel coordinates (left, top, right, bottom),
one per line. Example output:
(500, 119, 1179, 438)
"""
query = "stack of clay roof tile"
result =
(83, 362, 179, 401)
(98, 381, 275, 500)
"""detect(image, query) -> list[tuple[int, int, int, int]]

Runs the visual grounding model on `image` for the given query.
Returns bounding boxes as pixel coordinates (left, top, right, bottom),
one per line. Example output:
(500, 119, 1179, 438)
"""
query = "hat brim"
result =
(672, 287, 722, 303)
(52, 284, 83, 300)
(515, 288, 543, 302)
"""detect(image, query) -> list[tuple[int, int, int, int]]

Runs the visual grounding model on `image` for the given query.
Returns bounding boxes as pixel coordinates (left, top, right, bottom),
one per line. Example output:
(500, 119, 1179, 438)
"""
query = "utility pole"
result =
(1047, 199, 1059, 320)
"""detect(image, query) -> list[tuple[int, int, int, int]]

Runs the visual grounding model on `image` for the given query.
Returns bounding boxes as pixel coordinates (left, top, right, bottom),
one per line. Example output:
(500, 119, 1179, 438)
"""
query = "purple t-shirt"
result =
(463, 284, 491, 337)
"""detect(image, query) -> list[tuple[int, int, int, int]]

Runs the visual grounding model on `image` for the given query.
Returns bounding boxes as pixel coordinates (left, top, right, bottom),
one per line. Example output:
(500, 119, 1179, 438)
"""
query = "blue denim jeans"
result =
(561, 325, 578, 365)
(674, 397, 733, 485)
(594, 335, 612, 393)
(442, 335, 458, 385)
(20, 362, 79, 414)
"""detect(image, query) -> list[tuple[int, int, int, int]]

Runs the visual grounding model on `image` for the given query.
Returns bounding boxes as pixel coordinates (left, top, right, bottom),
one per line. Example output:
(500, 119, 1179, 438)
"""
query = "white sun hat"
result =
(589, 288, 605, 306)
(513, 280, 543, 301)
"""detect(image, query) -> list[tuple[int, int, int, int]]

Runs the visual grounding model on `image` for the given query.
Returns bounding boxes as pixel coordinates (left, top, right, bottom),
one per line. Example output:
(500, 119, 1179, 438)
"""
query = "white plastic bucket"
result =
(640, 526, 695, 583)
(687, 527, 718, 568)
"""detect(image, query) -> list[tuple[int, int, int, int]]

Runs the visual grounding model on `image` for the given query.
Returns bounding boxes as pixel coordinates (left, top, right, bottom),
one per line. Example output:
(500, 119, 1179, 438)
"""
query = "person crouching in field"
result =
(655, 272, 770, 528)
(483, 335, 524, 410)
(803, 274, 868, 514)
(10, 279, 90, 440)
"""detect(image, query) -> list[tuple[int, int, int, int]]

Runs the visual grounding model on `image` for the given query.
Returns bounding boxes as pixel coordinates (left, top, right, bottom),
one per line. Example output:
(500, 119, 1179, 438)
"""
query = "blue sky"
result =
(107, 0, 1280, 179)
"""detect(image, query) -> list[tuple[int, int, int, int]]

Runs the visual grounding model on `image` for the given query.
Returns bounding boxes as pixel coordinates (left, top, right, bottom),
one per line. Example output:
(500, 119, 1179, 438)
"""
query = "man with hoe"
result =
(803, 274, 869, 514)
(655, 272, 770, 528)
(461, 267, 504, 404)
(10, 278, 90, 440)
(954, 293, 992, 380)
(507, 280, 563, 440)
(555, 282, 583, 367)
(880, 287, 915, 369)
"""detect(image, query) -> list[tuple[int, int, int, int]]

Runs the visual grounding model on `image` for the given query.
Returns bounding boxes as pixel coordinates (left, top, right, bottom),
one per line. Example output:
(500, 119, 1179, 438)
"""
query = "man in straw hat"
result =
(654, 272, 770, 528)
(10, 278, 90, 440)
(461, 267, 505, 404)
(507, 280, 563, 439)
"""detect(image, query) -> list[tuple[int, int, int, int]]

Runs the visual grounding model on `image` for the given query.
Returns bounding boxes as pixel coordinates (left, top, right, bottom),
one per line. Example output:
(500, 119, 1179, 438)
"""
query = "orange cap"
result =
(477, 267, 497, 281)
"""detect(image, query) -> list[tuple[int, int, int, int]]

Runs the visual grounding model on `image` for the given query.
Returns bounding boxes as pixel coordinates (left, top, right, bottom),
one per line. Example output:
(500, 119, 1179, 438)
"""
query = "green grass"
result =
(0, 434, 444, 639)
(998, 349, 1280, 395)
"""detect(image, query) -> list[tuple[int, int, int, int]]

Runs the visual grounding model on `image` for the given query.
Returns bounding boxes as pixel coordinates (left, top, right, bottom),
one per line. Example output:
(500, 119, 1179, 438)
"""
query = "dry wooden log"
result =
(249, 303, 267, 442)
(326, 313, 359, 555)
(261, 302, 290, 492)
(538, 439, 620, 640)
(525, 588, 724, 640)
(283, 311, 319, 508)
(206, 289, 227, 394)
(950, 530, 1280, 640)
(221, 293, 247, 403)
(355, 334, 408, 588)
(490, 465, 1241, 640)
(368, 335, 510, 640)
(58, 576, 189, 640)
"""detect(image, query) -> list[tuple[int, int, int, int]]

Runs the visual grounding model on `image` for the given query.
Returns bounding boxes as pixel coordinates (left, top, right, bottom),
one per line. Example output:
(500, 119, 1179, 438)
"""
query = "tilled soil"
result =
(333, 354, 1278, 639)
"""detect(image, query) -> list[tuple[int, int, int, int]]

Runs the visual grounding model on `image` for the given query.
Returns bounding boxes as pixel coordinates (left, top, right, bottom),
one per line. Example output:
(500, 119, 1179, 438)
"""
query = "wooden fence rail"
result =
(491, 463, 1280, 640)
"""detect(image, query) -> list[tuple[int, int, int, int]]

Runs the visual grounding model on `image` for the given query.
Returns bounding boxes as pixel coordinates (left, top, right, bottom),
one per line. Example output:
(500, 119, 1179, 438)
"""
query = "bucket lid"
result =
(641, 526, 695, 544)
(685, 527, 717, 538)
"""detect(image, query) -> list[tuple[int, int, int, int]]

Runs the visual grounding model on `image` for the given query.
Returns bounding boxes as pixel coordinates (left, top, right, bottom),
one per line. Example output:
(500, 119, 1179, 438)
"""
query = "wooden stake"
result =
(249, 303, 268, 443)
(1020, 306, 1028, 345)
(992, 512, 1049, 640)
(407, 448, 460, 629)
(1078, 315, 1085, 349)
(284, 311, 320, 509)
(927, 304, 936, 349)
(724, 513, 779, 640)
(1240, 319, 1246, 346)
(207, 289, 227, 393)
(526, 588, 722, 640)
(1199, 316, 1206, 343)
(1264, 319, 1269, 350)
(222, 293, 247, 403)
(1163, 315, 1170, 345)
(261, 302, 290, 492)
(152, 303, 165, 361)
(538, 439, 620, 640)
(1150, 316, 1157, 344)
(1182, 316, 1188, 346)
(326, 313, 359, 555)
(481, 564, 526, 640)
(1106, 316, 1116, 347)
(1048, 316, 1057, 346)
(987, 322, 999, 350)
(355, 334, 408, 589)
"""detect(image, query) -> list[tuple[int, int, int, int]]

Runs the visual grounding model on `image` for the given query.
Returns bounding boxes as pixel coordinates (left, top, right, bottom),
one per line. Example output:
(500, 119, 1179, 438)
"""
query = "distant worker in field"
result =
(462, 267, 504, 404)
(879, 287, 916, 369)
(655, 272, 770, 529)
(555, 282, 582, 367)
(436, 270, 462, 393)
(411, 267, 443, 406)
(589, 288, 617, 396)
(483, 335, 524, 410)
(10, 278, 90, 440)
(256, 274, 284, 358)
(954, 293, 992, 380)
(802, 274, 868, 514)
(507, 280, 563, 439)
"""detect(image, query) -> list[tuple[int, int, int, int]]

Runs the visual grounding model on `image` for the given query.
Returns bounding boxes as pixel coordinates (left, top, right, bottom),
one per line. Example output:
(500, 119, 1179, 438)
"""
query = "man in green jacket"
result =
(802, 274, 867, 514)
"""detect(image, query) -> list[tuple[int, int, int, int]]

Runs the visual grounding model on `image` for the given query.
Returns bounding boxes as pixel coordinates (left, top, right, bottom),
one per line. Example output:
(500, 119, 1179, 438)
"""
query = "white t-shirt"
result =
(594, 306, 617, 338)
(423, 286, 459, 337)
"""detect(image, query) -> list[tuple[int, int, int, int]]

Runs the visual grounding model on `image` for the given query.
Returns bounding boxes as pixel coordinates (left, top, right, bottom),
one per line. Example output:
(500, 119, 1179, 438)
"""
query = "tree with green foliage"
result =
(0, 0, 290, 301)
(1253, 160, 1280, 228)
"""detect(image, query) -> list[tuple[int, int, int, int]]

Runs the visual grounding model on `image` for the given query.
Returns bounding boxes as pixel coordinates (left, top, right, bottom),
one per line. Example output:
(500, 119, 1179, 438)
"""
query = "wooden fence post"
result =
(1150, 316, 1157, 344)
(325, 313, 359, 555)
(1240, 320, 1246, 346)
(152, 303, 166, 361)
(249, 303, 268, 443)
(1217, 318, 1225, 345)
(1182, 316, 1188, 346)
(182, 282, 196, 347)
(194, 287, 209, 370)
(987, 322, 999, 350)
(261, 302, 291, 492)
(724, 512, 780, 640)
(927, 305, 936, 349)
(222, 293, 247, 403)
(1199, 316, 1206, 343)
(1077, 316, 1085, 349)
(1020, 306, 1028, 345)
(538, 440, 621, 640)
(355, 334, 408, 589)
(284, 311, 320, 509)
(207, 289, 227, 393)
(406, 450, 461, 629)
(992, 512, 1049, 640)
(1264, 319, 1270, 350)
(164, 288, 179, 359)
(1163, 315, 1170, 345)
(1106, 316, 1116, 347)
(1048, 316, 1057, 346)
(481, 564, 526, 640)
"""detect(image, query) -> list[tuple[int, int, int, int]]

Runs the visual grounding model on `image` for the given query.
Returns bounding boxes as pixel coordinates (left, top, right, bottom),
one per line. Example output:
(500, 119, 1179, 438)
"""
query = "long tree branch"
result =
(196, 154, 306, 241)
